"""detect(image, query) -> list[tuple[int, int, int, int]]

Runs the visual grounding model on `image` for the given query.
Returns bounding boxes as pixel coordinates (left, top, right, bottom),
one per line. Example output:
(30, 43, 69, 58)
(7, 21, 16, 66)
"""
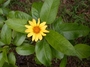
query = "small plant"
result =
(0, 0, 90, 67)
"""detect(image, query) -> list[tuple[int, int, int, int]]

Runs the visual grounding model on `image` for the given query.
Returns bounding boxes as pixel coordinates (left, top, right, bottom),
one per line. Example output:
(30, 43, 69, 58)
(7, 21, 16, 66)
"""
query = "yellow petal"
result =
(35, 34, 39, 42)
(43, 30, 49, 33)
(41, 25, 47, 31)
(27, 33, 33, 37)
(25, 28, 33, 33)
(25, 25, 31, 28)
(38, 34, 42, 40)
(29, 21, 33, 26)
(29, 19, 36, 26)
(40, 26, 49, 33)
(40, 32, 46, 36)
(32, 19, 36, 25)
(32, 34, 35, 41)
(40, 22, 46, 27)
(25, 29, 30, 33)
(37, 18, 40, 25)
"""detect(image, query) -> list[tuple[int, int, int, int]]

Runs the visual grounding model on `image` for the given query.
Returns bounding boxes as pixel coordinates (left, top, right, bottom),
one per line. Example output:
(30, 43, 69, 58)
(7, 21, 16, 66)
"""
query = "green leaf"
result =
(2, 0, 10, 7)
(0, 16, 5, 28)
(13, 33, 26, 46)
(0, 53, 5, 67)
(52, 48, 64, 59)
(7, 11, 32, 20)
(74, 44, 90, 58)
(0, 40, 5, 46)
(8, 52, 16, 65)
(31, 2, 43, 20)
(1, 24, 11, 44)
(16, 43, 35, 55)
(0, 53, 3, 61)
(53, 23, 90, 40)
(35, 57, 42, 65)
(51, 17, 64, 30)
(12, 31, 17, 39)
(0, 47, 3, 52)
(45, 30, 77, 56)
(3, 62, 17, 67)
(2, 8, 11, 15)
(0, 8, 3, 15)
(59, 56, 67, 67)
(3, 46, 9, 63)
(40, 0, 60, 24)
(5, 19, 27, 33)
(35, 39, 52, 66)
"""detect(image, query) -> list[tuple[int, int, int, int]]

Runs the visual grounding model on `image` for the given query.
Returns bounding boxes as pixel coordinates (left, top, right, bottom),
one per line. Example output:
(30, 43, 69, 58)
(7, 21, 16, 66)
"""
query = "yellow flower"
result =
(25, 18, 49, 42)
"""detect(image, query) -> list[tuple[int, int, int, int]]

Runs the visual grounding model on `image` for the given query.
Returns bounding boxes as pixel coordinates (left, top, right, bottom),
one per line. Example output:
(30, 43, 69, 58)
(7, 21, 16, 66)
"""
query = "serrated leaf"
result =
(7, 11, 32, 20)
(5, 19, 27, 33)
(1, 24, 11, 44)
(74, 44, 90, 58)
(45, 30, 77, 56)
(16, 43, 35, 55)
(40, 0, 60, 24)
(35, 39, 52, 66)
(31, 2, 43, 20)
(53, 23, 90, 40)
(8, 52, 16, 65)
(13, 33, 26, 46)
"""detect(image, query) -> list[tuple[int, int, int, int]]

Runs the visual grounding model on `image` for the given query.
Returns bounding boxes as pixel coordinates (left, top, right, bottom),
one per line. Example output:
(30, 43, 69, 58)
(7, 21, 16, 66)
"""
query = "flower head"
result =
(25, 18, 49, 42)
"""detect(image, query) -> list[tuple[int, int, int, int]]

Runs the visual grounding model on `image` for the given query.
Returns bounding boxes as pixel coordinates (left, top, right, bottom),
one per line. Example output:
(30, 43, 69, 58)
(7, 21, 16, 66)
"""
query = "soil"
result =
(15, 54, 90, 67)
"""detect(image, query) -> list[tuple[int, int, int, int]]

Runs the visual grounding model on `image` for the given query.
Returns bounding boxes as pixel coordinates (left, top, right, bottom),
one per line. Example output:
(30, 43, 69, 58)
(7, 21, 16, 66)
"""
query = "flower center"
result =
(33, 26, 41, 34)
